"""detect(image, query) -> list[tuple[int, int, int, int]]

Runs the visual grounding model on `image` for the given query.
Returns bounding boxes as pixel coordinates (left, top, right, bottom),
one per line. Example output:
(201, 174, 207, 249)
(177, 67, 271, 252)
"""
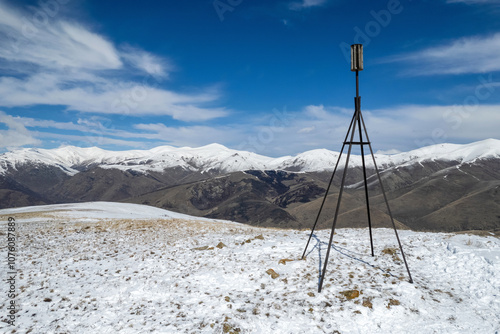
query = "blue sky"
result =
(0, 0, 499, 156)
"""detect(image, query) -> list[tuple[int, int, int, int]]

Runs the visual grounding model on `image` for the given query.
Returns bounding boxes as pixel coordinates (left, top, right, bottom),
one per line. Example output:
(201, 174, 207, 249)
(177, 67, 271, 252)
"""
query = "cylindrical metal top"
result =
(351, 44, 363, 71)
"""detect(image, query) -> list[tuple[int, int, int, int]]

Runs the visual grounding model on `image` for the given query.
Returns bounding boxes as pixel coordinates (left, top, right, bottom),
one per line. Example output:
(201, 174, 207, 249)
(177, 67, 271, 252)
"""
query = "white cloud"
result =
(14, 115, 113, 134)
(33, 131, 149, 149)
(0, 1, 226, 122)
(3, 103, 499, 155)
(231, 104, 500, 156)
(0, 3, 122, 71)
(298, 126, 315, 133)
(0, 73, 228, 121)
(0, 113, 163, 150)
(121, 45, 173, 79)
(1, 114, 237, 150)
(133, 123, 241, 148)
(354, 104, 500, 149)
(289, 0, 329, 10)
(0, 111, 41, 150)
(385, 33, 500, 75)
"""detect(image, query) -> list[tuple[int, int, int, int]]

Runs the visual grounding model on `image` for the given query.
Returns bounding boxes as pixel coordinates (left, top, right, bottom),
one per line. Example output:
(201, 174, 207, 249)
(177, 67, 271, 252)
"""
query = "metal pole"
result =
(356, 70, 359, 97)
(359, 112, 413, 283)
(301, 112, 357, 260)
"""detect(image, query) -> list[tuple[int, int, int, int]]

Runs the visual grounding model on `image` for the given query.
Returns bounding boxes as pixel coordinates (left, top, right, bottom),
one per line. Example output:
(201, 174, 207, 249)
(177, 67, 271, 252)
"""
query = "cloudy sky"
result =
(0, 0, 499, 156)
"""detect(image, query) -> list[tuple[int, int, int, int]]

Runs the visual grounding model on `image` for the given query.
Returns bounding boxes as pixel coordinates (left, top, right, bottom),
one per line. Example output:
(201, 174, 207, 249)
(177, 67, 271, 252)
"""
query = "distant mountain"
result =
(2, 139, 499, 175)
(1, 139, 499, 232)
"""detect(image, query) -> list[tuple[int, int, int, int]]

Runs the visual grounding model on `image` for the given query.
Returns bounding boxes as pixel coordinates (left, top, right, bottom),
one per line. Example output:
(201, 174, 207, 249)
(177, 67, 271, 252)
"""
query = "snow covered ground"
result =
(0, 202, 499, 333)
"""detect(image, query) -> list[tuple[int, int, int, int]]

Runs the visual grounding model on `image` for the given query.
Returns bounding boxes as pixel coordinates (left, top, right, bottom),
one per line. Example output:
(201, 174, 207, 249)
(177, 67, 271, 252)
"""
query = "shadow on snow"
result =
(304, 233, 398, 289)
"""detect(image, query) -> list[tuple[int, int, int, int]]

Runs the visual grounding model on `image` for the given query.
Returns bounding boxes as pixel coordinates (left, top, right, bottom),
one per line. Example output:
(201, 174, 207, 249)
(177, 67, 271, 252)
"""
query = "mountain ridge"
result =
(1, 138, 499, 176)
(1, 139, 499, 233)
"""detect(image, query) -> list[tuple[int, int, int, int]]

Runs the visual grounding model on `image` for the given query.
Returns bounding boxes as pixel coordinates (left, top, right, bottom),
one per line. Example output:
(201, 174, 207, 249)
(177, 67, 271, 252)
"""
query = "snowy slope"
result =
(1, 139, 499, 175)
(0, 202, 499, 333)
(0, 201, 214, 222)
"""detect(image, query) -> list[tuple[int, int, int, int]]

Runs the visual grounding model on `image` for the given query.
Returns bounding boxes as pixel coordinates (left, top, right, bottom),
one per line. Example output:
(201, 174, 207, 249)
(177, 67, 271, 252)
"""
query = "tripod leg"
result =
(318, 110, 359, 292)
(356, 99, 374, 256)
(359, 112, 413, 283)
(301, 112, 357, 260)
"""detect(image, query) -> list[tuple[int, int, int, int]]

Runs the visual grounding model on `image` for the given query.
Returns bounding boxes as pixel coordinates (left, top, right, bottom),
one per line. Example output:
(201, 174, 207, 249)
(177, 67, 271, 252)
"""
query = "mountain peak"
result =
(197, 143, 230, 150)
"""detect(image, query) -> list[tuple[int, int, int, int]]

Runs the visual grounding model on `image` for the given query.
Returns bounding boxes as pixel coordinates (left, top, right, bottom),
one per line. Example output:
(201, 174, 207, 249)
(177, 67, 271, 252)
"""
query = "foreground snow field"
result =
(0, 202, 499, 334)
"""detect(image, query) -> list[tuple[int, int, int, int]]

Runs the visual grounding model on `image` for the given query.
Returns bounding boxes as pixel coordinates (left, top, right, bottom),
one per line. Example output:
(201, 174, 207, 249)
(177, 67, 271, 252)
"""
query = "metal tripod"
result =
(301, 55, 413, 293)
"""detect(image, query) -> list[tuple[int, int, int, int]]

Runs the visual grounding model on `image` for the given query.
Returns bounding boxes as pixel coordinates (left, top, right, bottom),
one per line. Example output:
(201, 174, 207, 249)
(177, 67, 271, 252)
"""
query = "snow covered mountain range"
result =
(1, 138, 499, 176)
(0, 139, 499, 233)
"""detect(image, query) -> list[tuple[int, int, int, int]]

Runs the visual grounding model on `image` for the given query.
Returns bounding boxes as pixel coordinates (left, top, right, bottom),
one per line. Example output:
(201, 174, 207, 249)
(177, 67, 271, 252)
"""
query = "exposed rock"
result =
(340, 290, 360, 300)
(387, 299, 401, 308)
(216, 242, 227, 249)
(362, 298, 373, 309)
(265, 269, 280, 279)
(192, 246, 209, 251)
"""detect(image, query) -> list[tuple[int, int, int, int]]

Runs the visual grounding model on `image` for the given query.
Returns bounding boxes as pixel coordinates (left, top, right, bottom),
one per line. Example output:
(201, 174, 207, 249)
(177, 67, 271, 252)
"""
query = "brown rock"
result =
(387, 299, 400, 308)
(362, 298, 373, 309)
(340, 290, 360, 300)
(266, 269, 280, 279)
(192, 246, 209, 251)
